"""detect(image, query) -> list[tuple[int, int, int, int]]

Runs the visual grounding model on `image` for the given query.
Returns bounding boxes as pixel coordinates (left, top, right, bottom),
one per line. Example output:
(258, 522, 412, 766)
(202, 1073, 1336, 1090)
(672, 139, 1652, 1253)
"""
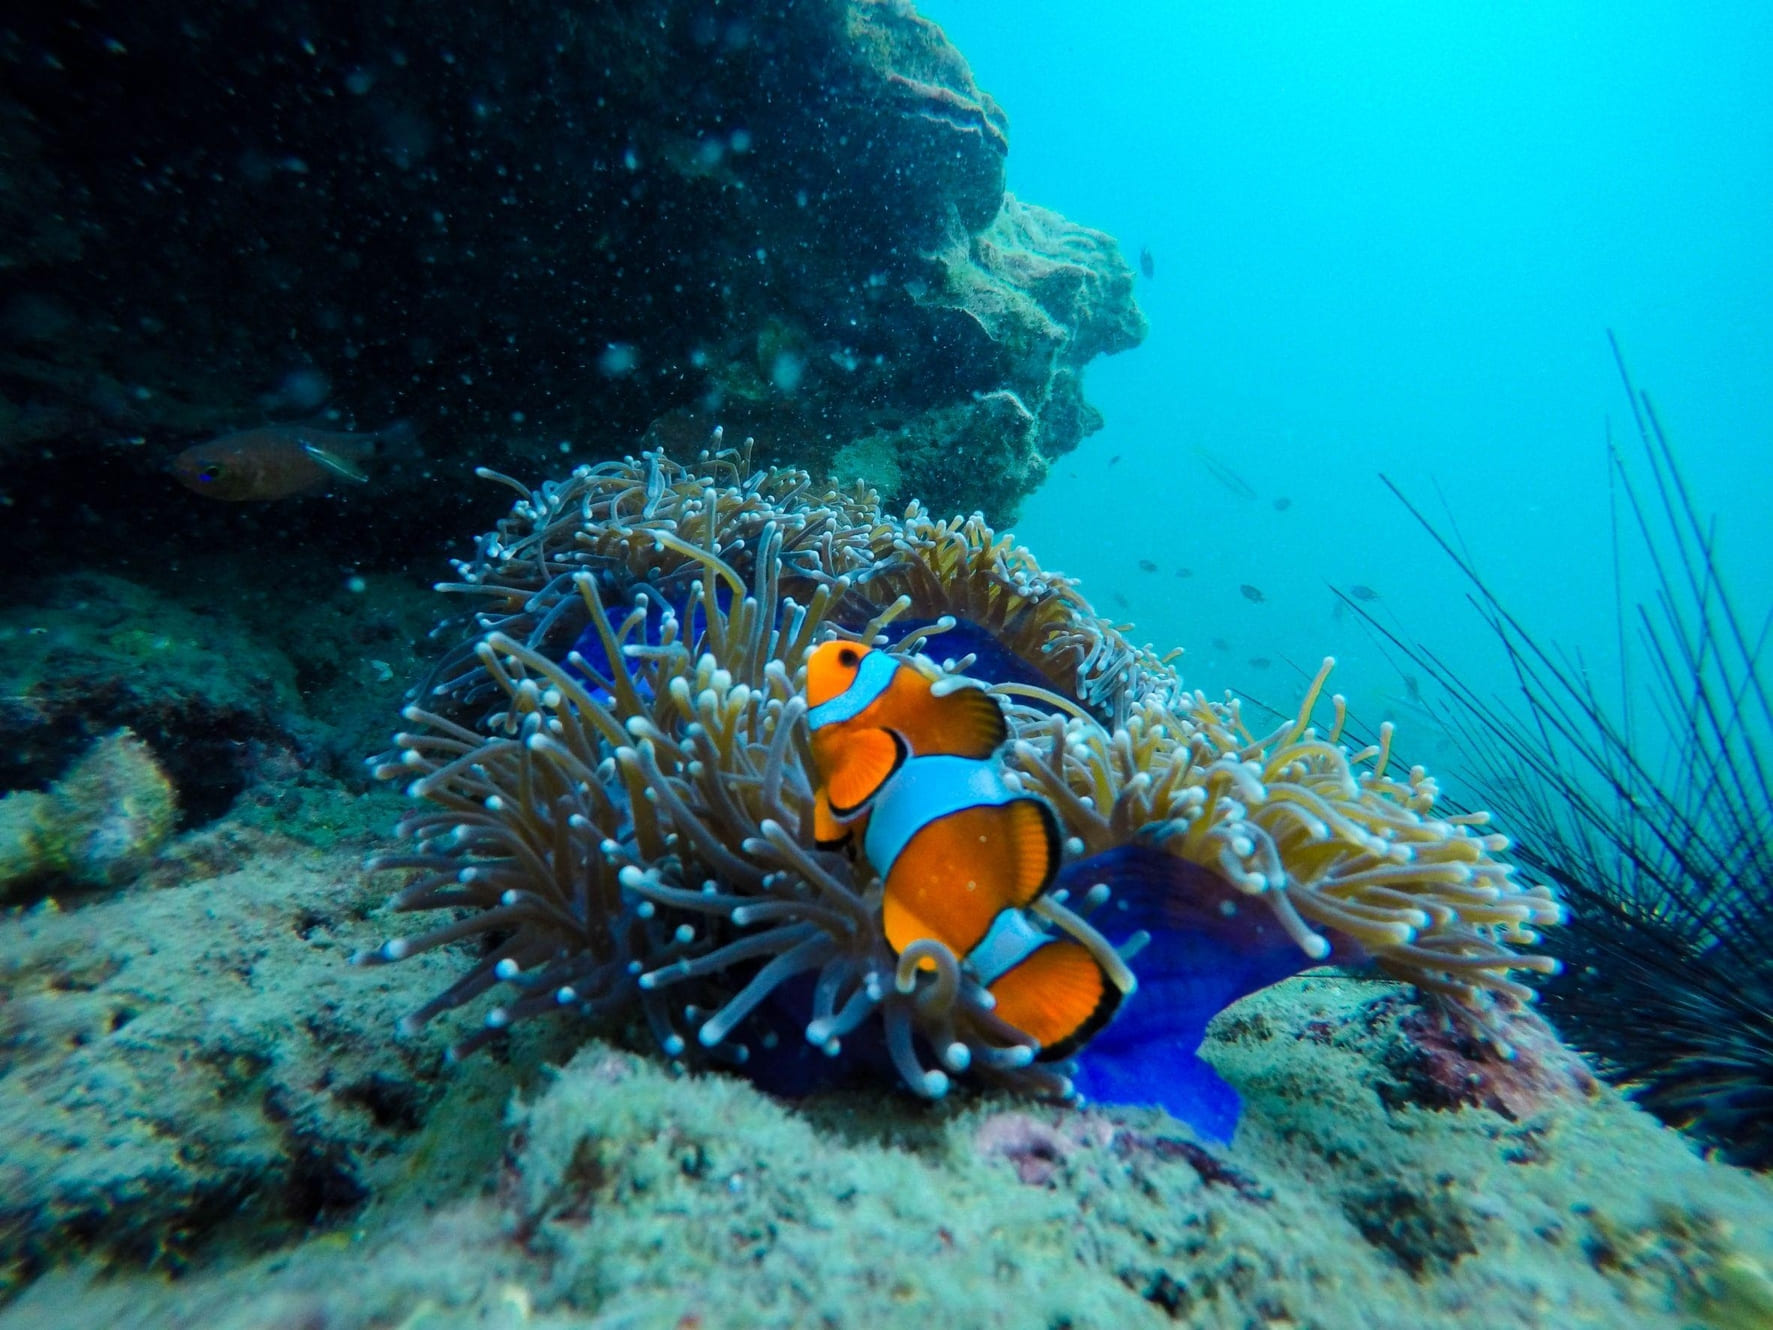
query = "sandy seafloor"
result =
(3, 780, 1772, 1330)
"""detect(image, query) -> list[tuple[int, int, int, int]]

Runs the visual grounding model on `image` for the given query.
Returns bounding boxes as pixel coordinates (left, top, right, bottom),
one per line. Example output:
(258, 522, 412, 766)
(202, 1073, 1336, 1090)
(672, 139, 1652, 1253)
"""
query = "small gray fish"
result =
(1240, 584, 1265, 603)
(1350, 584, 1379, 602)
(1138, 559, 1158, 573)
(1273, 497, 1292, 512)
(1175, 567, 1193, 579)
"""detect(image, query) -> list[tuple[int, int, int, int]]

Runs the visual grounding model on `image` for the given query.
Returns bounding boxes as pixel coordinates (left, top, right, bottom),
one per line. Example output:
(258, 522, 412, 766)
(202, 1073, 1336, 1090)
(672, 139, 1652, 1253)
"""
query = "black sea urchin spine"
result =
(1357, 335, 1773, 1167)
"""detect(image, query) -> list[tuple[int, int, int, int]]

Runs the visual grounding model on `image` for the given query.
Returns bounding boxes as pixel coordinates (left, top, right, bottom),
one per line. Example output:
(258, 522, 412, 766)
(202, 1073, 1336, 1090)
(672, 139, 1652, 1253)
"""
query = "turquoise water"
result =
(919, 1, 1773, 759)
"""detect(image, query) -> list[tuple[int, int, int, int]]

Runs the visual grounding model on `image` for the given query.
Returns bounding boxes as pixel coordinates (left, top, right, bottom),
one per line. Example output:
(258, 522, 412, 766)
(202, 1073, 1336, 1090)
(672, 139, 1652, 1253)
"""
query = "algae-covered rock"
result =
(0, 729, 175, 897)
(6, 973, 1773, 1328)
(0, 573, 312, 825)
(0, 799, 467, 1302)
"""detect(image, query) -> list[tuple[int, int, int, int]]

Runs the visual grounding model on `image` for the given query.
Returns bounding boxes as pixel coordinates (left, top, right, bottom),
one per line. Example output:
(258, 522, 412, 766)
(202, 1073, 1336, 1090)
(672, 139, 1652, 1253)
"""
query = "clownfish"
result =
(804, 640, 1006, 846)
(803, 641, 1123, 1059)
(863, 754, 1122, 1058)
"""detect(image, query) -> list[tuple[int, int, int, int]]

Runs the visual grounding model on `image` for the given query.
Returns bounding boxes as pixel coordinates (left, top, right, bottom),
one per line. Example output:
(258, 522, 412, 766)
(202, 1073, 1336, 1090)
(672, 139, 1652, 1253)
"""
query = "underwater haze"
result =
(921, 0, 1773, 750)
(8, 3, 1773, 1324)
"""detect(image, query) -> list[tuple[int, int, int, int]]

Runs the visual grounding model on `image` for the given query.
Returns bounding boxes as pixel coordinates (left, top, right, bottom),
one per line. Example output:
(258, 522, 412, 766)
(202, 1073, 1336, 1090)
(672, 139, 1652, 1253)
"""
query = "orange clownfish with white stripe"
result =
(804, 639, 1007, 844)
(804, 640, 1126, 1059)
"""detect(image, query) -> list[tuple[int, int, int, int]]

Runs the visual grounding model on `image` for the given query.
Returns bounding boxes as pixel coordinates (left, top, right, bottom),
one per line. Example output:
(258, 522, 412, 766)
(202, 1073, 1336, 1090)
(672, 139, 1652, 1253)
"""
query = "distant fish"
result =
(1139, 246, 1155, 279)
(1137, 559, 1158, 573)
(1272, 497, 1292, 512)
(1108, 454, 1122, 467)
(1193, 447, 1257, 502)
(1111, 591, 1131, 609)
(172, 422, 407, 501)
(1349, 584, 1379, 602)
(1175, 567, 1193, 579)
(1210, 638, 1230, 652)
(1240, 584, 1265, 604)
(1248, 657, 1272, 670)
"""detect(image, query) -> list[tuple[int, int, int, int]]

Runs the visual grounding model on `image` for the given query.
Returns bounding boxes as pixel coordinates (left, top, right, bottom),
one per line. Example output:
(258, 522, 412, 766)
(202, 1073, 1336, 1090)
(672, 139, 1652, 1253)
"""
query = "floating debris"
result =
(1240, 584, 1265, 604)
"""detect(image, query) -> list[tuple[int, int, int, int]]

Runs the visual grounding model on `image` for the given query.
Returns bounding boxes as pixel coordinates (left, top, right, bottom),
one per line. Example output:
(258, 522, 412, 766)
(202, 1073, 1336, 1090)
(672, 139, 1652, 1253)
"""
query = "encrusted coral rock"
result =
(0, 728, 176, 896)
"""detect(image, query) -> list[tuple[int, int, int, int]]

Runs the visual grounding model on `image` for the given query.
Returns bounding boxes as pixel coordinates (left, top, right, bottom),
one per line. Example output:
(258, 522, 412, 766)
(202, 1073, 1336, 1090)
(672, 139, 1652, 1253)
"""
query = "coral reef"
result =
(359, 442, 1561, 1106)
(0, 729, 175, 898)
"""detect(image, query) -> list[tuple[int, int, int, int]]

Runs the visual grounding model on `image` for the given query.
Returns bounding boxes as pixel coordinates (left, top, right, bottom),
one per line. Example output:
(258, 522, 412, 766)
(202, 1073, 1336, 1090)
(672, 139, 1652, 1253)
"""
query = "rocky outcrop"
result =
(0, 0, 1142, 599)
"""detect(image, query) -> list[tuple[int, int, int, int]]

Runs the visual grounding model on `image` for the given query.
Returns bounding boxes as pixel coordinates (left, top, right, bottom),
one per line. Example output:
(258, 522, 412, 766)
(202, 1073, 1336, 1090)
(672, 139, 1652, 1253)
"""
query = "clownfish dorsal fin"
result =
(823, 727, 908, 818)
(920, 676, 1008, 757)
(987, 938, 1121, 1062)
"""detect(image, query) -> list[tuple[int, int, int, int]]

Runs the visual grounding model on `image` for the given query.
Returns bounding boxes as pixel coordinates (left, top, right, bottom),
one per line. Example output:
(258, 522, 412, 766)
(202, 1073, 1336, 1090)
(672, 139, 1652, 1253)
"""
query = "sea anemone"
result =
(357, 433, 1562, 1106)
(1359, 336, 1773, 1167)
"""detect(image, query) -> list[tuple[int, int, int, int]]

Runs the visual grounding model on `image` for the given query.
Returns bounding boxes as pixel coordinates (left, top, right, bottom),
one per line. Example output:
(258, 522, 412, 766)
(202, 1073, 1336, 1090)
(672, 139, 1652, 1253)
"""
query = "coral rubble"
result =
(0, 729, 175, 898)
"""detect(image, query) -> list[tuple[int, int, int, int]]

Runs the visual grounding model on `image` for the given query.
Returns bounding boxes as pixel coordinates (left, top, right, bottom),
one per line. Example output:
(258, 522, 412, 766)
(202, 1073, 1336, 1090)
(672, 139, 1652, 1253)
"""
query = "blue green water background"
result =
(918, 1, 1772, 771)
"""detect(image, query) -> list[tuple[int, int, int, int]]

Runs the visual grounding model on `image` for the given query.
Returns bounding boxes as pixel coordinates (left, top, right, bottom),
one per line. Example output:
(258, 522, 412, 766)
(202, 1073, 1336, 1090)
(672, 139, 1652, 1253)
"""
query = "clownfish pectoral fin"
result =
(922, 679, 1009, 758)
(987, 938, 1122, 1062)
(813, 788, 844, 848)
(812, 788, 860, 849)
(823, 727, 908, 819)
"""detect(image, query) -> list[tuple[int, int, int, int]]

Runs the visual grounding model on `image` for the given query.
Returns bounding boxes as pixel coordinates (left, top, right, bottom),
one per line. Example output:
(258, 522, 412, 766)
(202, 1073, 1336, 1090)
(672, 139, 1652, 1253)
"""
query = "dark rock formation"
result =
(0, 0, 1143, 599)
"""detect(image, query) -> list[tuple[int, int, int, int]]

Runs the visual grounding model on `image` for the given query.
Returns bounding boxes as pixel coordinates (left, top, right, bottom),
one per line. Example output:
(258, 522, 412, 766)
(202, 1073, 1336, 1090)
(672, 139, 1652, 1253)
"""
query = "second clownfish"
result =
(804, 641, 1126, 1059)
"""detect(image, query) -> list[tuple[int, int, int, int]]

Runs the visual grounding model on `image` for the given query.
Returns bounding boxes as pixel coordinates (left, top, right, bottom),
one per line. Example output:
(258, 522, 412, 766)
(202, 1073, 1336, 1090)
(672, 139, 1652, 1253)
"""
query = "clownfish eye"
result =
(837, 646, 859, 668)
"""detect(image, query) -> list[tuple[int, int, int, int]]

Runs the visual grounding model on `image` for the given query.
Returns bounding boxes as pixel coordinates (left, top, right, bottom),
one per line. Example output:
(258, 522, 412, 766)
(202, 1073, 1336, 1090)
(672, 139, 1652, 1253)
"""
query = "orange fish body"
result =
(802, 640, 1121, 1060)
(862, 753, 1118, 1060)
(803, 641, 1006, 843)
(172, 425, 375, 501)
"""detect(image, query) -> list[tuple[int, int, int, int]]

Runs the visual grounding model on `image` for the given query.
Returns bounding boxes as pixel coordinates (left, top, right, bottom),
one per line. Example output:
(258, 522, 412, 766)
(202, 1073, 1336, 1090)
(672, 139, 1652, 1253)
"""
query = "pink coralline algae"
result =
(1394, 1001, 1599, 1120)
(974, 1110, 1115, 1187)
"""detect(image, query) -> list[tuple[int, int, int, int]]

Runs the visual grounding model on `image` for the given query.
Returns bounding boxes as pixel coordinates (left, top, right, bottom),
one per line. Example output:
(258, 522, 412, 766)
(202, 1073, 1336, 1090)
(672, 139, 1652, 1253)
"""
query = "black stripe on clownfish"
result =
(803, 640, 1006, 846)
